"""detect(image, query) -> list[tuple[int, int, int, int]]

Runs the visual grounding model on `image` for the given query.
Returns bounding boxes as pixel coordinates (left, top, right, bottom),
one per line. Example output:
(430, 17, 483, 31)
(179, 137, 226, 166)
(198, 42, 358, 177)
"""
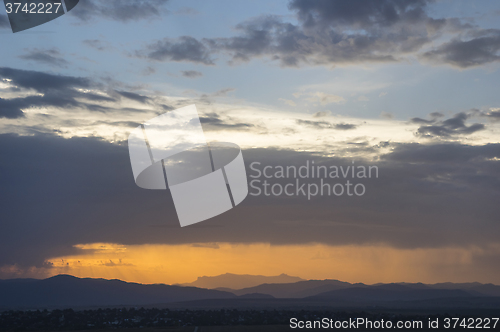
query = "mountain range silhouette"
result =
(2, 274, 500, 310)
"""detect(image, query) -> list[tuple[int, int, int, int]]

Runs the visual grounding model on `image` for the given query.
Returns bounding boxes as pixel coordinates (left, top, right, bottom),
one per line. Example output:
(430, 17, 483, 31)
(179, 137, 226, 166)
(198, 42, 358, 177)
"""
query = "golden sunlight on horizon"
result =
(36, 242, 500, 286)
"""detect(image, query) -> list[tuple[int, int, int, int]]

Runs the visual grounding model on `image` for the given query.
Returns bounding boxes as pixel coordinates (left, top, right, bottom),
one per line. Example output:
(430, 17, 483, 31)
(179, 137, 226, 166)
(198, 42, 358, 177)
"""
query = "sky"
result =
(1, 0, 500, 285)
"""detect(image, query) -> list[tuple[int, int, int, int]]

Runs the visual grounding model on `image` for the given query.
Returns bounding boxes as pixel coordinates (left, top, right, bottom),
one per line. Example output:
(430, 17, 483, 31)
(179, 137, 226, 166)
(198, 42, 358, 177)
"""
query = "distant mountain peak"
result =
(48, 274, 79, 280)
(181, 273, 305, 290)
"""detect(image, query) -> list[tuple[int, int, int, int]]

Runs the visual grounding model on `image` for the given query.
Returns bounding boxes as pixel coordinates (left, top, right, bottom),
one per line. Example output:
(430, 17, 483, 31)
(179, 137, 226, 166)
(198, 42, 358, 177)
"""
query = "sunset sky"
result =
(1, 0, 500, 285)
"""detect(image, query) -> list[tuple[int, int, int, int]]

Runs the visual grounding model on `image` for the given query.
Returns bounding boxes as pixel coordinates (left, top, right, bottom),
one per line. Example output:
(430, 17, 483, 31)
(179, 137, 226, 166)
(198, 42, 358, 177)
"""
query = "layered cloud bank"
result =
(1, 0, 500, 284)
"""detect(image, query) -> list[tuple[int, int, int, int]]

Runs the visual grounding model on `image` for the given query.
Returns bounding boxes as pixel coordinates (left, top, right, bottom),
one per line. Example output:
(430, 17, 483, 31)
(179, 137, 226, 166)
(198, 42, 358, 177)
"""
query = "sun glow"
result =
(40, 242, 500, 285)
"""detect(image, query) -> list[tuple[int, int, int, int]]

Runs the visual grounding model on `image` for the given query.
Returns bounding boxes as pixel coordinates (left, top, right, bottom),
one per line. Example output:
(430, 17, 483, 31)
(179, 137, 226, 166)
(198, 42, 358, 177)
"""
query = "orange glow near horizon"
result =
(24, 242, 500, 286)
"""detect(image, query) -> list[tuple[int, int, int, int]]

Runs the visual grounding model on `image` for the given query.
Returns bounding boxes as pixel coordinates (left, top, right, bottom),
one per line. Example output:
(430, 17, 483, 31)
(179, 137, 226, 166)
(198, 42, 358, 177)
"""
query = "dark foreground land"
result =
(1, 308, 499, 331)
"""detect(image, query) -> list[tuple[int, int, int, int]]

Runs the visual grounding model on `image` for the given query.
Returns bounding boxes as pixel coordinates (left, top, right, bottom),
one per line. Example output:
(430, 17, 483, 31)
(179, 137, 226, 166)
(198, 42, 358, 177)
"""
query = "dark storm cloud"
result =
(18, 48, 69, 67)
(0, 133, 140, 268)
(140, 36, 214, 65)
(69, 0, 170, 23)
(181, 70, 203, 78)
(415, 112, 485, 137)
(382, 142, 500, 164)
(1, 133, 500, 272)
(421, 30, 500, 68)
(198, 113, 254, 131)
(296, 119, 357, 130)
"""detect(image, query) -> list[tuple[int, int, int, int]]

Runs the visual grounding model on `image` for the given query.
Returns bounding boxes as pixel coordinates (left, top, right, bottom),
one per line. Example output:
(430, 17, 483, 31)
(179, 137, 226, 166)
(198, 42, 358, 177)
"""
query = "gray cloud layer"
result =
(18, 48, 69, 67)
(421, 30, 500, 68)
(68, 0, 170, 23)
(1, 132, 499, 271)
(135, 0, 500, 68)
(296, 119, 357, 130)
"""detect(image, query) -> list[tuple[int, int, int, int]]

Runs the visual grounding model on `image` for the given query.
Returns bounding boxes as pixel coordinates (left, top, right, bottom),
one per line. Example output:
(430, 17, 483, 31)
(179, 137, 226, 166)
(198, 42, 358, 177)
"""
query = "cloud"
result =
(382, 142, 500, 165)
(142, 67, 156, 76)
(415, 112, 486, 137)
(289, 0, 430, 29)
(203, 0, 450, 67)
(0, 98, 25, 119)
(334, 123, 358, 130)
(139, 36, 215, 65)
(211, 88, 235, 97)
(135, 0, 439, 67)
(279, 98, 296, 107)
(410, 117, 434, 124)
(0, 130, 500, 274)
(191, 243, 220, 249)
(199, 113, 254, 131)
(421, 30, 500, 68)
(0, 67, 171, 120)
(175, 7, 200, 16)
(312, 111, 330, 117)
(0, 67, 92, 93)
(69, 0, 170, 23)
(94, 120, 142, 128)
(430, 112, 444, 118)
(482, 108, 500, 121)
(296, 119, 357, 130)
(18, 48, 69, 67)
(0, 67, 101, 118)
(380, 112, 393, 119)
(130, 0, 499, 69)
(127, 0, 498, 70)
(306, 92, 346, 105)
(1, 133, 500, 272)
(181, 70, 203, 78)
(99, 259, 134, 267)
(115, 90, 151, 104)
(410, 111, 444, 124)
(83, 39, 110, 51)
